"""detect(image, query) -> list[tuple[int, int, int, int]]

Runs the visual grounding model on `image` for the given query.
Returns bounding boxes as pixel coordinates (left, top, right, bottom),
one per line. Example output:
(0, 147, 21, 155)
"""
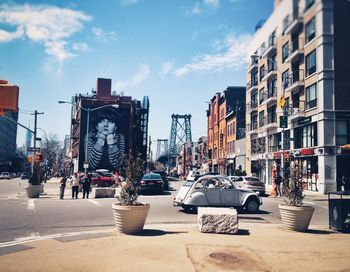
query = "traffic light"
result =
(35, 153, 43, 162)
(280, 116, 288, 128)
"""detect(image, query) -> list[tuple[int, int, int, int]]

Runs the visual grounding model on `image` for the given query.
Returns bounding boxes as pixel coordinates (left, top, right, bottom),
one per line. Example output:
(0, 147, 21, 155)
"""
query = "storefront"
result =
(336, 144, 350, 191)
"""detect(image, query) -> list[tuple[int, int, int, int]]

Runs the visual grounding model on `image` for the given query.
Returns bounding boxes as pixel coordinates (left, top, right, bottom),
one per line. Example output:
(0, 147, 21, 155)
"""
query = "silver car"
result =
(173, 175, 262, 213)
(228, 176, 265, 196)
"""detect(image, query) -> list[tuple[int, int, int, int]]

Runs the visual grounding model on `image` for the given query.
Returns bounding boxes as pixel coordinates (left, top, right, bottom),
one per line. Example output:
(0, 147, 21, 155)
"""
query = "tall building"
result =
(207, 86, 246, 174)
(245, 0, 350, 193)
(0, 111, 18, 164)
(69, 78, 149, 173)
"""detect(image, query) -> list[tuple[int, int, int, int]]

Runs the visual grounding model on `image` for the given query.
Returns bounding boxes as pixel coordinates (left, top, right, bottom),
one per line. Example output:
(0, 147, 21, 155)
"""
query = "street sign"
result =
(83, 162, 89, 169)
(280, 116, 288, 128)
(36, 137, 42, 141)
(27, 147, 40, 152)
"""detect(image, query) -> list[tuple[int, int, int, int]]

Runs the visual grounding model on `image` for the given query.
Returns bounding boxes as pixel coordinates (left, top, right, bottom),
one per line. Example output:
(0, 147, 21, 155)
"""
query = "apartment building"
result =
(245, 0, 350, 193)
(207, 86, 245, 175)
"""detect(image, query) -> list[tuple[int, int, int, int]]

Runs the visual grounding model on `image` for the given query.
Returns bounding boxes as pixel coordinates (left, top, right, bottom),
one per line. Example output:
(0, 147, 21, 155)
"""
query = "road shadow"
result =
(306, 229, 337, 235)
(140, 191, 172, 196)
(132, 229, 188, 237)
(235, 229, 250, 235)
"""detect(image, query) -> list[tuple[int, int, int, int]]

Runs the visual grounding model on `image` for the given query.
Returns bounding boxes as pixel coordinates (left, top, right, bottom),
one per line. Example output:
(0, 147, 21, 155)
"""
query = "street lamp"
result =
(58, 100, 119, 172)
(250, 53, 288, 186)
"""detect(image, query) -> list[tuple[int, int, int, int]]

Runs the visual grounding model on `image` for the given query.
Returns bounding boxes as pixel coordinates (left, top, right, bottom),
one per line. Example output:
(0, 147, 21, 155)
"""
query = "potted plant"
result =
(278, 160, 314, 232)
(112, 153, 150, 234)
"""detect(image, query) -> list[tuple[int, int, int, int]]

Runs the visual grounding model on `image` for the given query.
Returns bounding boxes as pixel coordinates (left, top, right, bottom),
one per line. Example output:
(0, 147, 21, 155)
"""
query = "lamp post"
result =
(250, 53, 288, 185)
(58, 101, 119, 172)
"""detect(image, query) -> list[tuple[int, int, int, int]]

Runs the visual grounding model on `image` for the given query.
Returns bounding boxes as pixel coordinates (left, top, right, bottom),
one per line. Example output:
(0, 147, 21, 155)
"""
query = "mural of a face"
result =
(96, 118, 116, 135)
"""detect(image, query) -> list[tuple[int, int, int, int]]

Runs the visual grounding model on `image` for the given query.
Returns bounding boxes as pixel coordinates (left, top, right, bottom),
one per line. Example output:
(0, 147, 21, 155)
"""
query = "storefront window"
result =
(336, 121, 348, 145)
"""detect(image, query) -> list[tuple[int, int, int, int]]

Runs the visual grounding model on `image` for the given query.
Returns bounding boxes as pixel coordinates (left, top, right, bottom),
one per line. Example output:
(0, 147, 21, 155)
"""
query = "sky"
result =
(0, 0, 273, 153)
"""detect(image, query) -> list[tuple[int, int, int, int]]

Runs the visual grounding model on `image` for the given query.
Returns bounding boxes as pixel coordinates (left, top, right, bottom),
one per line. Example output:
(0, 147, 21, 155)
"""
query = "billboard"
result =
(78, 105, 130, 172)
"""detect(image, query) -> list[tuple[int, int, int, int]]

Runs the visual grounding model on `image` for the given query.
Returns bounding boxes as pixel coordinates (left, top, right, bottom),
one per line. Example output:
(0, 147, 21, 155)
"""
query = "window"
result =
(260, 65, 265, 81)
(268, 105, 276, 124)
(251, 92, 258, 108)
(336, 121, 348, 145)
(268, 54, 277, 72)
(306, 50, 316, 76)
(268, 79, 277, 97)
(305, 17, 316, 43)
(282, 42, 289, 63)
(251, 71, 258, 86)
(306, 83, 317, 109)
(282, 69, 290, 89)
(259, 88, 265, 105)
(305, 0, 315, 11)
(283, 15, 289, 34)
(294, 123, 317, 148)
(269, 30, 276, 46)
(251, 114, 258, 130)
(259, 110, 265, 127)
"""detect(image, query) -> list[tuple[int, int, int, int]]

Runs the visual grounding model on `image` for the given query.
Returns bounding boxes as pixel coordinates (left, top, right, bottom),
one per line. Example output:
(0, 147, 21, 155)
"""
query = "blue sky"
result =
(0, 0, 273, 151)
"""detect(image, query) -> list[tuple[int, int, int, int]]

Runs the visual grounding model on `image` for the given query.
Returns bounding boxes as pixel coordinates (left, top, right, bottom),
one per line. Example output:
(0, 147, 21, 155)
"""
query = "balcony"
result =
(287, 100, 306, 122)
(247, 81, 258, 93)
(247, 122, 258, 134)
(262, 43, 276, 58)
(265, 115, 278, 130)
(265, 87, 277, 105)
(284, 70, 304, 93)
(285, 38, 304, 63)
(247, 58, 258, 73)
(247, 100, 258, 113)
(284, 16, 302, 35)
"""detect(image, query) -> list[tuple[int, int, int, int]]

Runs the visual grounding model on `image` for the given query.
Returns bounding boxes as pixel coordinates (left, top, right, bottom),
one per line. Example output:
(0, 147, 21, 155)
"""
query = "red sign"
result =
(300, 148, 314, 156)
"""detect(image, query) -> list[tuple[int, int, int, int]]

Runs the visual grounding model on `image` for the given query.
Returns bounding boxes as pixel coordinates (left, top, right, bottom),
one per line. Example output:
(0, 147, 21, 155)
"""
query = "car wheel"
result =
(245, 198, 259, 213)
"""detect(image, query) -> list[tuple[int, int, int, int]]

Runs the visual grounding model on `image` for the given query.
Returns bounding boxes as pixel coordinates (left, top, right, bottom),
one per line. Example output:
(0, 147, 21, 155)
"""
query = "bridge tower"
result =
(168, 114, 192, 164)
(156, 139, 169, 161)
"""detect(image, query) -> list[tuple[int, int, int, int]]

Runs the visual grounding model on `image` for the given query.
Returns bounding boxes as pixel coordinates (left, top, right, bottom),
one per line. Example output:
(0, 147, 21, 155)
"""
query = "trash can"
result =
(328, 191, 350, 233)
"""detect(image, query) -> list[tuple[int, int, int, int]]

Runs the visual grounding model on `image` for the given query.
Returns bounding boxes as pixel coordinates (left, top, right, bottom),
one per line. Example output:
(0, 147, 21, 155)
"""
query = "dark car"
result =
(20, 172, 31, 180)
(91, 172, 114, 187)
(140, 173, 164, 194)
(151, 170, 169, 190)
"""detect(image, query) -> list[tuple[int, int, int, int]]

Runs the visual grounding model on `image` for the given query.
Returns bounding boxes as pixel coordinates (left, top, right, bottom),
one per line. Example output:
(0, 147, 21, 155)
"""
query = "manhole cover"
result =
(209, 252, 240, 263)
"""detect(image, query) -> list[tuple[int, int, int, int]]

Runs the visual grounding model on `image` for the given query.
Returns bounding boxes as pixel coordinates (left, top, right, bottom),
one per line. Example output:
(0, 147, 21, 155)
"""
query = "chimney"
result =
(96, 78, 111, 98)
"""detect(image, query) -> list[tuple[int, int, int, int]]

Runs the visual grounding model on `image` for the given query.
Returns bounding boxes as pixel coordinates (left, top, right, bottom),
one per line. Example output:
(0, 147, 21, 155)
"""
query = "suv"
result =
(228, 176, 265, 196)
(151, 170, 169, 190)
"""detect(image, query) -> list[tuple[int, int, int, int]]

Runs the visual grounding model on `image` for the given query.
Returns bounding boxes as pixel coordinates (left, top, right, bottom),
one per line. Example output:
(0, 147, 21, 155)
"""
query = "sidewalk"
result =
(0, 223, 349, 272)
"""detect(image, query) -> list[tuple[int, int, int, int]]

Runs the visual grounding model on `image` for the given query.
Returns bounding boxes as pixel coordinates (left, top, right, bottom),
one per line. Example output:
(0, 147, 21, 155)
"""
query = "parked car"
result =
(173, 175, 262, 213)
(228, 176, 265, 196)
(140, 173, 164, 194)
(151, 170, 169, 190)
(91, 172, 115, 187)
(20, 172, 31, 179)
(186, 170, 201, 181)
(0, 172, 11, 179)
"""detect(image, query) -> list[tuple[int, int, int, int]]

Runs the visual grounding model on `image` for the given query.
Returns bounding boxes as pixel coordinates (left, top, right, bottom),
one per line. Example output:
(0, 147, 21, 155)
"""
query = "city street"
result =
(0, 178, 329, 243)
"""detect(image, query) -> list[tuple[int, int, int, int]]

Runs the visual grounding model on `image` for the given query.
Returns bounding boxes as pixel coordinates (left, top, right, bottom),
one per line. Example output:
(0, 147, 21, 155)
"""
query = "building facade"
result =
(207, 86, 246, 175)
(245, 0, 350, 193)
(69, 78, 149, 173)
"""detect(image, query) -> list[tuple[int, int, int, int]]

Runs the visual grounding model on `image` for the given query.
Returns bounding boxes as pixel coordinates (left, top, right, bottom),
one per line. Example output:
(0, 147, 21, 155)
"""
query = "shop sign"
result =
(274, 152, 281, 159)
(293, 149, 301, 156)
(297, 117, 312, 126)
(300, 148, 314, 156)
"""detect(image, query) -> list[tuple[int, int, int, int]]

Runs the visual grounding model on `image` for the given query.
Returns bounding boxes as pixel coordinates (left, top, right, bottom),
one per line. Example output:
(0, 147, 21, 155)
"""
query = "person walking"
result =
(113, 170, 121, 187)
(71, 172, 80, 199)
(276, 166, 283, 197)
(82, 172, 92, 199)
(59, 176, 67, 199)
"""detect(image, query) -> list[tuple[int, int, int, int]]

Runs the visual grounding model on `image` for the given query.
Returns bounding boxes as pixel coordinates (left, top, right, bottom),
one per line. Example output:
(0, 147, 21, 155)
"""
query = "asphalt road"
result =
(0, 178, 329, 243)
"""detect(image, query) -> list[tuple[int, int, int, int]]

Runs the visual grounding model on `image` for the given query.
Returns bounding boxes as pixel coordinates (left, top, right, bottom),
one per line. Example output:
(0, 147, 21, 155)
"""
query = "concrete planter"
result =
(279, 204, 314, 232)
(25, 184, 44, 198)
(112, 203, 150, 234)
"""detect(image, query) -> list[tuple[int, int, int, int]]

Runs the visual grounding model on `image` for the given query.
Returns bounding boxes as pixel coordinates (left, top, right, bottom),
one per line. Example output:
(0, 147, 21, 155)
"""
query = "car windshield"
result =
(143, 173, 161, 180)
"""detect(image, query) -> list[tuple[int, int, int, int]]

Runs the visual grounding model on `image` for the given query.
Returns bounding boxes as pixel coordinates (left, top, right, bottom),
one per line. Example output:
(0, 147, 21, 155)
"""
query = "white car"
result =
(228, 176, 265, 196)
(174, 175, 262, 213)
(0, 172, 11, 179)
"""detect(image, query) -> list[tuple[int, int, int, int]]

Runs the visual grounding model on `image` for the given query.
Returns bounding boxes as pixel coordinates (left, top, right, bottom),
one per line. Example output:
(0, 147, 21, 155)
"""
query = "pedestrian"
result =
(59, 176, 67, 199)
(276, 166, 283, 197)
(71, 172, 80, 199)
(82, 172, 92, 199)
(114, 170, 121, 187)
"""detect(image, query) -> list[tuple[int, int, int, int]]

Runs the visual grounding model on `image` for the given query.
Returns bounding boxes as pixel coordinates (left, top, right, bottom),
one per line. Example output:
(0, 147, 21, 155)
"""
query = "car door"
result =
(205, 177, 221, 205)
(220, 177, 240, 206)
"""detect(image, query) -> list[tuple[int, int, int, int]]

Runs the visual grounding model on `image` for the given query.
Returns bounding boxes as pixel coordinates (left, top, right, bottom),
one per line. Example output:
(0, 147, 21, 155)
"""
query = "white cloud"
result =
(191, 3, 202, 15)
(0, 3, 91, 70)
(72, 42, 89, 52)
(159, 60, 175, 78)
(92, 27, 117, 42)
(188, 0, 220, 15)
(115, 64, 150, 90)
(204, 0, 220, 8)
(173, 33, 252, 77)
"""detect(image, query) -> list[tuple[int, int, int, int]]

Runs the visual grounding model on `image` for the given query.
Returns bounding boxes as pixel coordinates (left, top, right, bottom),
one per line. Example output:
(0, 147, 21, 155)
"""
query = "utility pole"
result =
(30, 110, 44, 184)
